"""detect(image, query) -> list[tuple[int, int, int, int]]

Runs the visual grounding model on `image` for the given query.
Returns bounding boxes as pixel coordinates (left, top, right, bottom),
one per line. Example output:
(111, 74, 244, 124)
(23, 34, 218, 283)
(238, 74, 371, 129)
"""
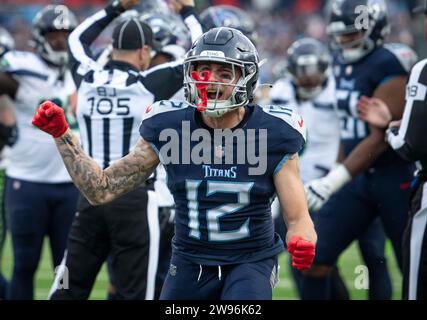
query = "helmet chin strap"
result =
(204, 109, 229, 118)
(342, 47, 366, 63)
(191, 71, 211, 112)
(205, 99, 233, 118)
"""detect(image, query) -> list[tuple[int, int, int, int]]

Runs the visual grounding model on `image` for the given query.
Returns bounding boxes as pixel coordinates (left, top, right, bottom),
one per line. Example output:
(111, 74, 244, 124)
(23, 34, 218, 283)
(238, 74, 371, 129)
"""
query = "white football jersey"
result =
(270, 74, 340, 182)
(1, 51, 75, 183)
(0, 147, 11, 170)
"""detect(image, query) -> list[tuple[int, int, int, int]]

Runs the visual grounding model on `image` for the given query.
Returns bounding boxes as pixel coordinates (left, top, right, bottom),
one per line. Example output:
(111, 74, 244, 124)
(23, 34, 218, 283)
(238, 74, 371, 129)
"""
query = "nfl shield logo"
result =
(214, 145, 225, 158)
(169, 264, 177, 276)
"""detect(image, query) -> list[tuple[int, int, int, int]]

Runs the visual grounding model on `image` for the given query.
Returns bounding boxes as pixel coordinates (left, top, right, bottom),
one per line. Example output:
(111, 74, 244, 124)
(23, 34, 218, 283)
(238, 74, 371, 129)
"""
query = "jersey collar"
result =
(193, 105, 256, 133)
(106, 59, 140, 73)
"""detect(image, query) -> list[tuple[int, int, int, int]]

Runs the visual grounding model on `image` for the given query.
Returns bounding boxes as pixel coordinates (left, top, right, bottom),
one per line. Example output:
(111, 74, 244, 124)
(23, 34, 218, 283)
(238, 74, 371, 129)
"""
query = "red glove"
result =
(288, 236, 316, 270)
(32, 100, 68, 138)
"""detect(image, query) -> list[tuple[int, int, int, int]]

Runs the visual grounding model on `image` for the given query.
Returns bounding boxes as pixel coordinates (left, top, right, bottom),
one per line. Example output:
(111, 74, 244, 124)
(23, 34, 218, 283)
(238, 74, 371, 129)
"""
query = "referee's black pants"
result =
(49, 185, 158, 300)
(402, 178, 427, 300)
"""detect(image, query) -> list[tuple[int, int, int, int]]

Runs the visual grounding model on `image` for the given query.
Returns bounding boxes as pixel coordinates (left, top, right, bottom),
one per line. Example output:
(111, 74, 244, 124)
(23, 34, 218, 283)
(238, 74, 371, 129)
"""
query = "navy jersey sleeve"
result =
(274, 114, 306, 156)
(139, 101, 161, 146)
(374, 44, 417, 86)
(262, 105, 306, 174)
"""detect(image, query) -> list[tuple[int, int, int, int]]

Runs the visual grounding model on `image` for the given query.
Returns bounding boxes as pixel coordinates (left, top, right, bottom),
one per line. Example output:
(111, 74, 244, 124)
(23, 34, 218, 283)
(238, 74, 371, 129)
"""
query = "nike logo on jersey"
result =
(146, 105, 152, 113)
(298, 116, 304, 128)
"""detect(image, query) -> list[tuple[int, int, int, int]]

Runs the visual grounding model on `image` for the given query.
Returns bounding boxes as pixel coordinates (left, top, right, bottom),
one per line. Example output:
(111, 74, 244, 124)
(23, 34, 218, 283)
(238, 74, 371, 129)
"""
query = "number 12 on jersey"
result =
(186, 180, 254, 242)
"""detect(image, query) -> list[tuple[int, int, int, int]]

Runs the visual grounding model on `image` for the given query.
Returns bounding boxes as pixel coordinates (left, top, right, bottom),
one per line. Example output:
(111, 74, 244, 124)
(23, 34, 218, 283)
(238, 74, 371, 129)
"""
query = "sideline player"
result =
(301, 0, 417, 299)
(270, 37, 392, 299)
(0, 6, 79, 300)
(0, 26, 17, 299)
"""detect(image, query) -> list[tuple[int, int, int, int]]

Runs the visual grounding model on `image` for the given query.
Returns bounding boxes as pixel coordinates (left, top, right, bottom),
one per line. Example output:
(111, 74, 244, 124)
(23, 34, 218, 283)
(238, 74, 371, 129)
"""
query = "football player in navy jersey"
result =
(32, 27, 317, 300)
(270, 37, 393, 300)
(301, 0, 418, 299)
(0, 6, 79, 300)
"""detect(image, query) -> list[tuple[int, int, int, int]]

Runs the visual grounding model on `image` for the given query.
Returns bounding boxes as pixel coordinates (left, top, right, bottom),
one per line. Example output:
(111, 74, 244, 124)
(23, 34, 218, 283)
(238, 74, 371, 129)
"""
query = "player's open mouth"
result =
(207, 90, 224, 100)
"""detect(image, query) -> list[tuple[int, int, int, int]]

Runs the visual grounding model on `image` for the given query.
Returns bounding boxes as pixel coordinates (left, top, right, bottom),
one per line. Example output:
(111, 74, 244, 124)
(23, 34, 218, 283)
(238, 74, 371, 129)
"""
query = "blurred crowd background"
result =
(0, 0, 425, 83)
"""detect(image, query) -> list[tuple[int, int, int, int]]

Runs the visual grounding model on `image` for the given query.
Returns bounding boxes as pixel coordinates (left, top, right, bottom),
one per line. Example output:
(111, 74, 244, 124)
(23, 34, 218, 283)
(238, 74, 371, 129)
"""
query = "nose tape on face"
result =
(191, 71, 211, 112)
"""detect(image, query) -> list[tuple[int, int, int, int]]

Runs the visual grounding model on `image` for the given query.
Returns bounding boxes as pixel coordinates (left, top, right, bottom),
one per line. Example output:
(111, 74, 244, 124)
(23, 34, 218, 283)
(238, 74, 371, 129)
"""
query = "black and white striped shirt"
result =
(388, 58, 427, 174)
(68, 4, 184, 169)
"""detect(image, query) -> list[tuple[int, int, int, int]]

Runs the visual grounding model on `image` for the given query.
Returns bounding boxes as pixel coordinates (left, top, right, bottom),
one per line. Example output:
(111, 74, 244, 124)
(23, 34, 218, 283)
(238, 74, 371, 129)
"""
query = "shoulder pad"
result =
(384, 43, 418, 73)
(269, 78, 295, 103)
(0, 51, 40, 72)
(140, 59, 183, 77)
(143, 99, 189, 120)
(262, 104, 306, 141)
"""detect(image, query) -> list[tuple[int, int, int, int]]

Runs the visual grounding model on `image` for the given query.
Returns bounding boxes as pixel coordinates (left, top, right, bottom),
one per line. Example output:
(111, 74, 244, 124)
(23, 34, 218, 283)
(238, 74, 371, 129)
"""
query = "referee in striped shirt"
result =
(359, 2, 427, 300)
(49, 0, 198, 299)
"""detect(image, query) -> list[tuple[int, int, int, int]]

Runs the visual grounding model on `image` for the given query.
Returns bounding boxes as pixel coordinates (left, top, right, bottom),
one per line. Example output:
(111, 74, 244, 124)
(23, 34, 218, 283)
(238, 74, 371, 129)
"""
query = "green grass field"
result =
(0, 235, 402, 300)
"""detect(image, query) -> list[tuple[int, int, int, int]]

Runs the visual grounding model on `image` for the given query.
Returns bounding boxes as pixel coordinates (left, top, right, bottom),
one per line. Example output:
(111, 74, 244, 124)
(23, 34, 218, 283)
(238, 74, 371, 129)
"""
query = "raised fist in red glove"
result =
(32, 100, 68, 138)
(288, 236, 316, 270)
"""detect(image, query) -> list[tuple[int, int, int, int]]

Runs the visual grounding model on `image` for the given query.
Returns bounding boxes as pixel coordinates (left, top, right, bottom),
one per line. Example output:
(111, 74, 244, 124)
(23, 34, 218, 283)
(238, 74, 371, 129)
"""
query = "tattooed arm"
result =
(56, 129, 159, 205)
(32, 100, 159, 204)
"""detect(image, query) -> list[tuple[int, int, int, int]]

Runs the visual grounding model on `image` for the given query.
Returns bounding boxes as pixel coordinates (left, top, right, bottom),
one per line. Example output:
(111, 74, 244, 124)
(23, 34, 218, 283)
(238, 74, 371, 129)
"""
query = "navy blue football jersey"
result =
(140, 101, 306, 265)
(333, 44, 417, 167)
